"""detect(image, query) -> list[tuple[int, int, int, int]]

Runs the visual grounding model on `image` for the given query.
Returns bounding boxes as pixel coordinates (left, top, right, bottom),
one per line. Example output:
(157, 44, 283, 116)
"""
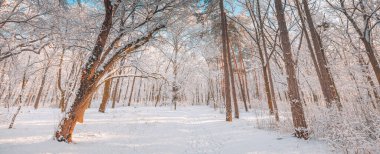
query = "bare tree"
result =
(327, 0, 380, 86)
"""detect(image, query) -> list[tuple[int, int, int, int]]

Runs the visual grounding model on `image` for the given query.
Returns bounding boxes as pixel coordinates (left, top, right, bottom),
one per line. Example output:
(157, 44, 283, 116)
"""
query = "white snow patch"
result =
(0, 106, 331, 153)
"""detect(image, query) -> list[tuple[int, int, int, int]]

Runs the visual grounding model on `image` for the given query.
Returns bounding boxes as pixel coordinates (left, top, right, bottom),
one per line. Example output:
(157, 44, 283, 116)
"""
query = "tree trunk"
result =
(116, 79, 123, 104)
(219, 0, 232, 121)
(363, 40, 380, 85)
(256, 0, 279, 121)
(253, 69, 260, 99)
(8, 57, 29, 129)
(55, 0, 116, 143)
(358, 55, 380, 110)
(52, 0, 210, 142)
(33, 67, 49, 109)
(111, 78, 120, 108)
(257, 39, 274, 115)
(274, 0, 308, 139)
(172, 42, 179, 110)
(155, 84, 163, 107)
(128, 68, 138, 106)
(227, 41, 239, 119)
(233, 44, 248, 112)
(301, 0, 341, 109)
(99, 79, 112, 113)
(246, 0, 274, 115)
(122, 69, 132, 106)
(57, 50, 66, 112)
(136, 78, 143, 103)
(242, 64, 252, 109)
(294, 0, 325, 101)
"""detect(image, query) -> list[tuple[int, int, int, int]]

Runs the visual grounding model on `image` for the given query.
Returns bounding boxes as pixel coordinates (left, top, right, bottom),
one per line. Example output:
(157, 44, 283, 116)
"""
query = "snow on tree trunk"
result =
(274, 0, 308, 139)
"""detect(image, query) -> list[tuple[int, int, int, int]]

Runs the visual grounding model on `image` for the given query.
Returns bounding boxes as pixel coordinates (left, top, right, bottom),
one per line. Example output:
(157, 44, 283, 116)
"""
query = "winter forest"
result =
(0, 0, 379, 153)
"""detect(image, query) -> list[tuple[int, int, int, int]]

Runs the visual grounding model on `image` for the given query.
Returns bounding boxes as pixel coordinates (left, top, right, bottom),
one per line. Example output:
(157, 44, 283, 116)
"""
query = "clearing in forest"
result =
(0, 106, 330, 154)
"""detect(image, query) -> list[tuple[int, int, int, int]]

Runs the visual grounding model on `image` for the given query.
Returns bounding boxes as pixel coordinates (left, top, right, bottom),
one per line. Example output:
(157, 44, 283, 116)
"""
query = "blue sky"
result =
(67, 0, 99, 7)
(66, 0, 242, 14)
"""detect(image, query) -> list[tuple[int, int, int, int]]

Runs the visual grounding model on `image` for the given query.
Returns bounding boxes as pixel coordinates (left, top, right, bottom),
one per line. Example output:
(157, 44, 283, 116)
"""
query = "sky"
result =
(66, 0, 243, 14)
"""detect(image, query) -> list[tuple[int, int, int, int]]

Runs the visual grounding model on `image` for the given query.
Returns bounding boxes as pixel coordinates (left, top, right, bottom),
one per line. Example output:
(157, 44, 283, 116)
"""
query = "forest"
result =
(0, 0, 379, 153)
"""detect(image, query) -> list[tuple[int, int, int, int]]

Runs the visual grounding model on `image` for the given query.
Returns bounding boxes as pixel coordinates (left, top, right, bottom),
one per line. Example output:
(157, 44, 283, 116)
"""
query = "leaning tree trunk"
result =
(362, 34, 380, 86)
(301, 0, 341, 109)
(294, 0, 325, 102)
(55, 22, 165, 143)
(274, 0, 308, 139)
(358, 55, 380, 110)
(55, 0, 116, 142)
(9, 57, 30, 129)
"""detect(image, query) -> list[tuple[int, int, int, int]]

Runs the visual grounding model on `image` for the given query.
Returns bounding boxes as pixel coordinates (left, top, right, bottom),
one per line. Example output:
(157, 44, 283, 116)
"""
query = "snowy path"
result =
(0, 106, 330, 154)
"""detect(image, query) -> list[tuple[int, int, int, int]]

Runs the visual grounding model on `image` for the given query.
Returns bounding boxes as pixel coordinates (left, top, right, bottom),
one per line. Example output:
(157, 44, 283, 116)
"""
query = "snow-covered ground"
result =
(0, 106, 331, 154)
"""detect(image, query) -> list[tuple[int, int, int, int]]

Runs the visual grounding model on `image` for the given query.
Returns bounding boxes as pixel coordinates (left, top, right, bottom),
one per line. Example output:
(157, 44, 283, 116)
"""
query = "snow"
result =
(0, 106, 331, 154)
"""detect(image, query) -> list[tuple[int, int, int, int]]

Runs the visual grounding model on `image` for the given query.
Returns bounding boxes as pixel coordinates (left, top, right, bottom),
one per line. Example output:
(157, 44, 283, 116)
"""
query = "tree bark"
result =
(219, 0, 232, 121)
(274, 0, 308, 139)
